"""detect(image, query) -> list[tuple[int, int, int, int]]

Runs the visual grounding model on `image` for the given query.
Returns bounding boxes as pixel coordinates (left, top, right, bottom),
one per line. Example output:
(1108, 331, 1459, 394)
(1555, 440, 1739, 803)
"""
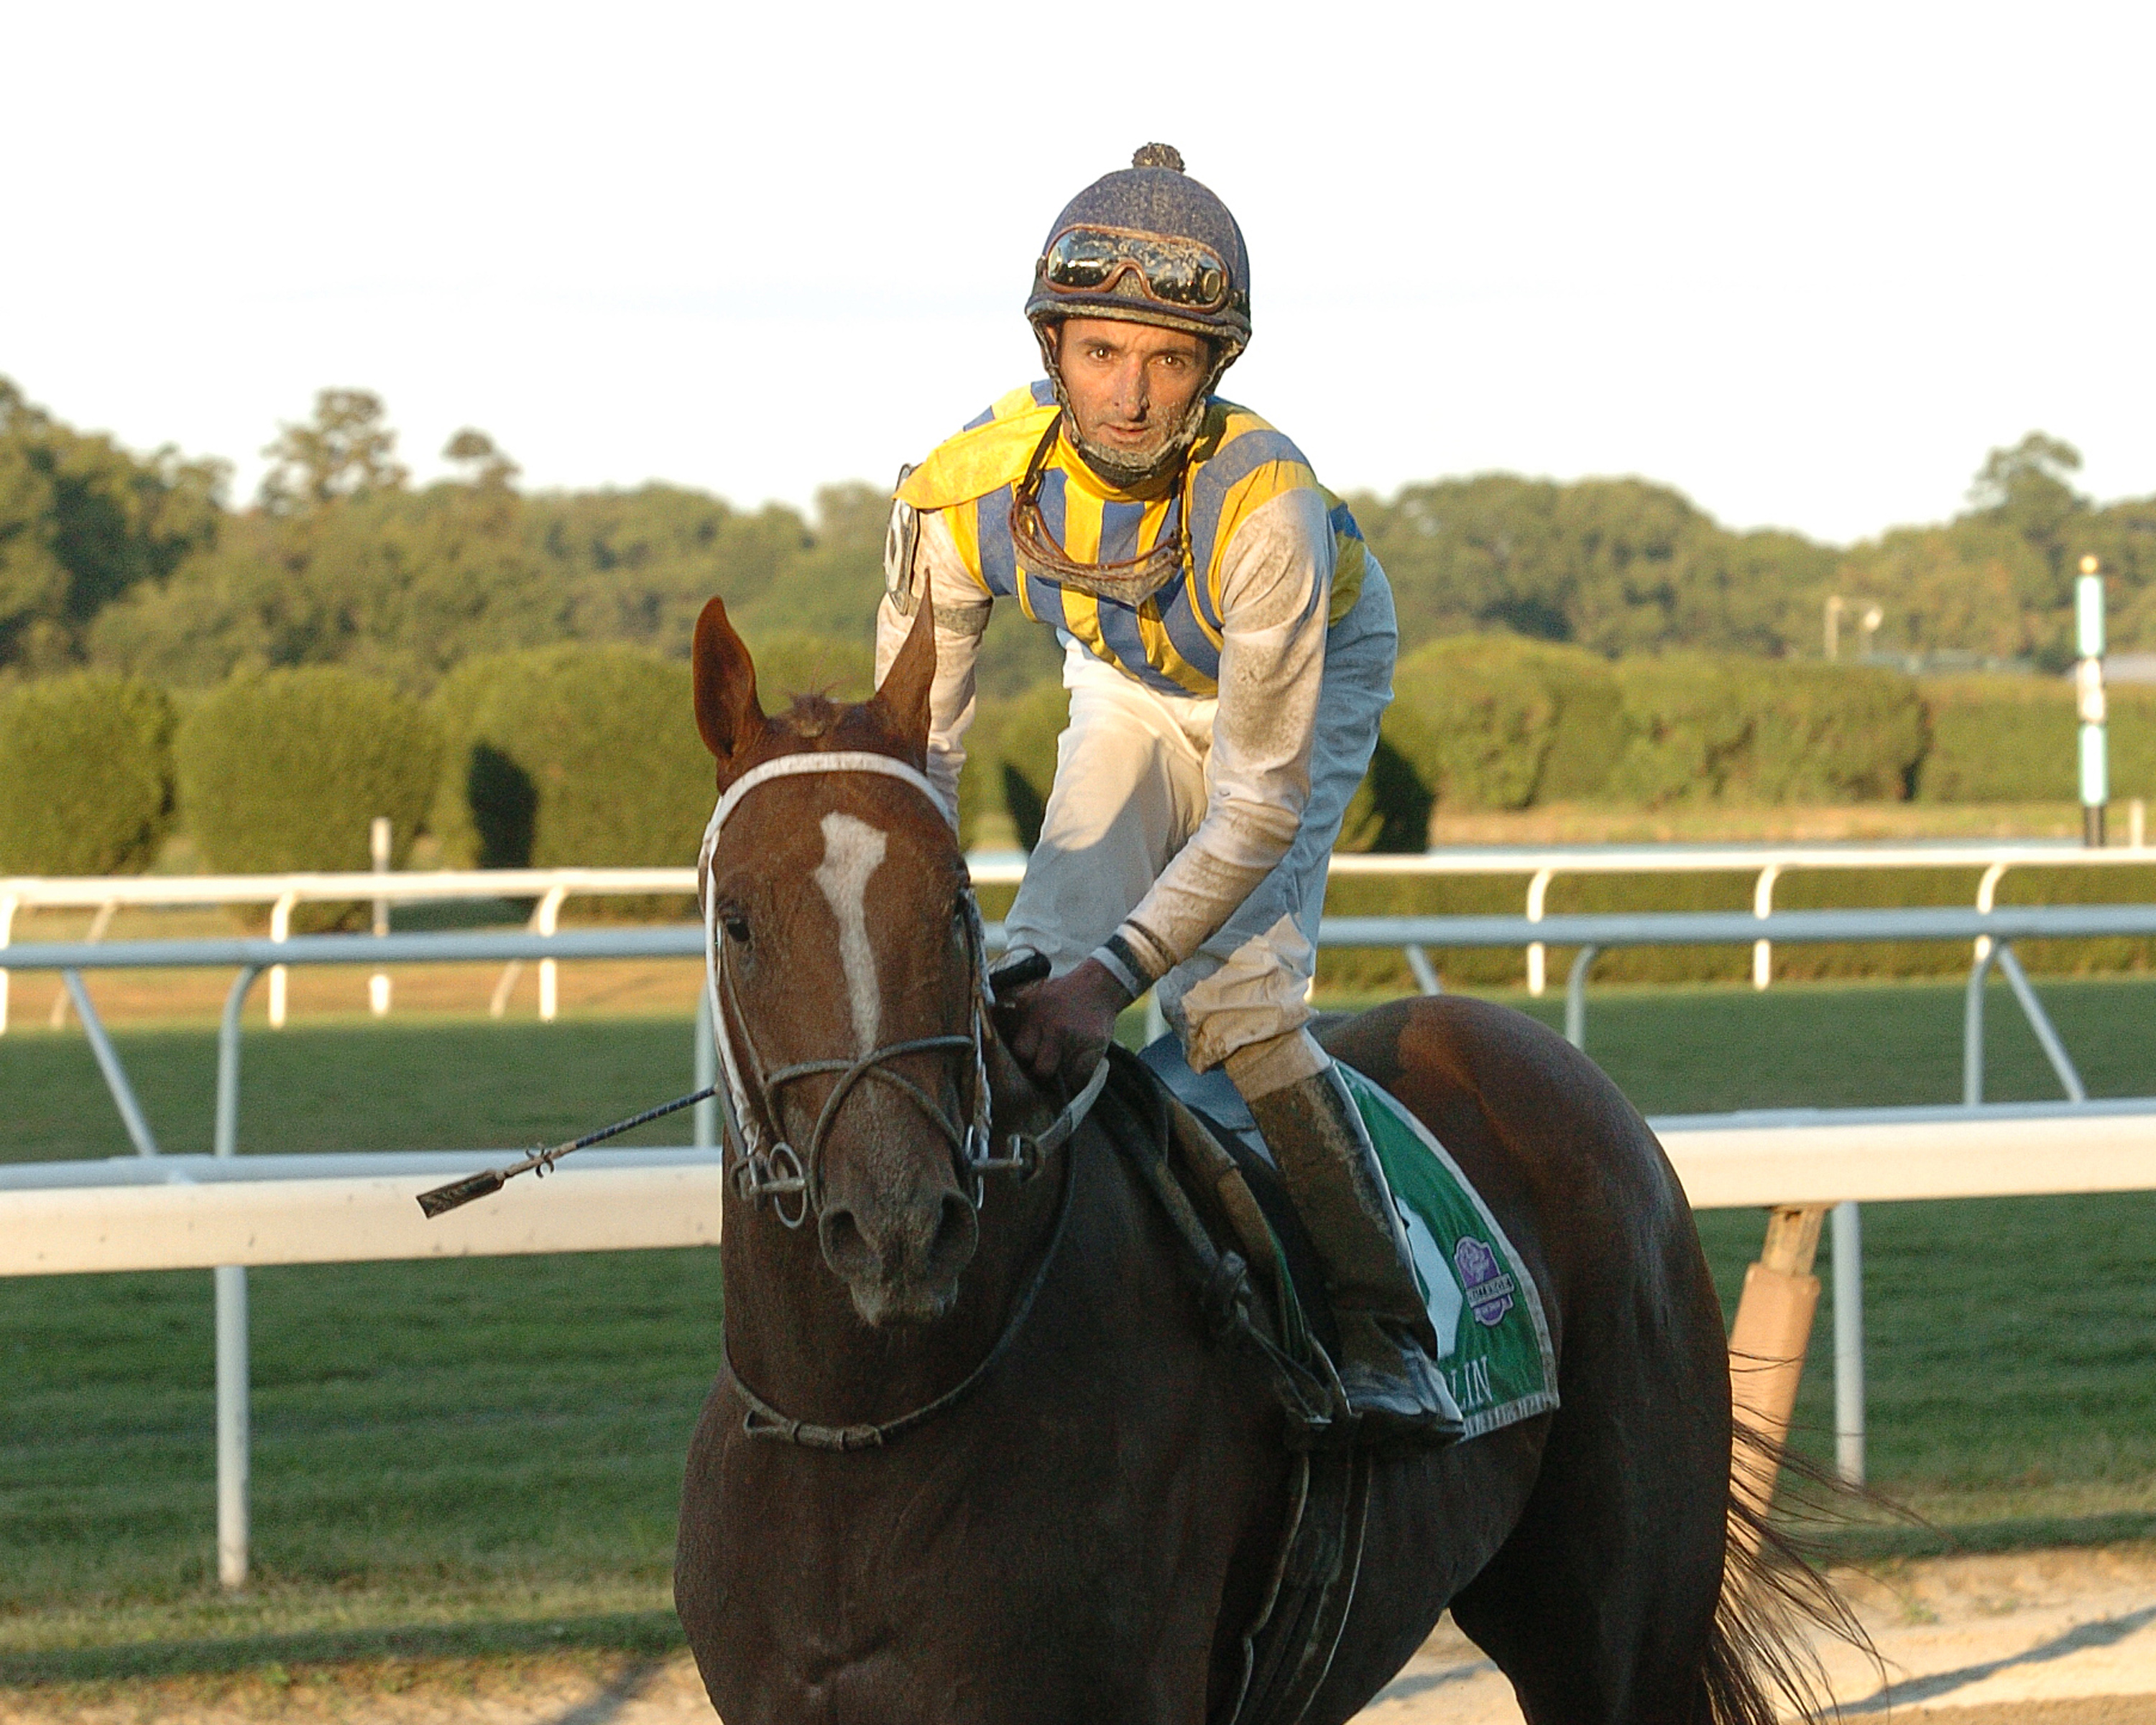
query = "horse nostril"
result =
(926, 1191, 980, 1282)
(819, 1207, 873, 1278)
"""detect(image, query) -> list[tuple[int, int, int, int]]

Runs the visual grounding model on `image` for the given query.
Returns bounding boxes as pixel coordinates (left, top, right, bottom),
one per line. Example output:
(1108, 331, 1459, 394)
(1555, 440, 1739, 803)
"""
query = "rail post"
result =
(215, 1264, 250, 1588)
(267, 891, 298, 1029)
(1751, 865, 1781, 990)
(536, 886, 569, 1022)
(0, 891, 17, 1034)
(369, 817, 392, 1018)
(1831, 1200, 1865, 1484)
(1973, 862, 2009, 967)
(1525, 868, 1554, 997)
(62, 972, 160, 1157)
(213, 965, 261, 1590)
(1963, 940, 1999, 1105)
(1728, 1204, 1828, 1545)
(1564, 945, 1598, 1049)
(1993, 944, 2088, 1103)
(48, 899, 118, 1027)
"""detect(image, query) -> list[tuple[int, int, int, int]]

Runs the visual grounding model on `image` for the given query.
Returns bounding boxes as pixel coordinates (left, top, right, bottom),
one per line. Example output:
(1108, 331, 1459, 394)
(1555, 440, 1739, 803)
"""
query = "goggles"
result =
(1041, 226, 1236, 315)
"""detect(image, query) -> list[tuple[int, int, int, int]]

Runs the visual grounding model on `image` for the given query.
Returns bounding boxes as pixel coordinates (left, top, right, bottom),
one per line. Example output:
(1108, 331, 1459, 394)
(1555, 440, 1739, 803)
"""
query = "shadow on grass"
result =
(0, 1609, 685, 1688)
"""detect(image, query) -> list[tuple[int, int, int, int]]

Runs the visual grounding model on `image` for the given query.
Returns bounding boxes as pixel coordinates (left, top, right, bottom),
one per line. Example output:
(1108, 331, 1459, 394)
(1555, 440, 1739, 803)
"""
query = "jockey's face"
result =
(1056, 318, 1212, 476)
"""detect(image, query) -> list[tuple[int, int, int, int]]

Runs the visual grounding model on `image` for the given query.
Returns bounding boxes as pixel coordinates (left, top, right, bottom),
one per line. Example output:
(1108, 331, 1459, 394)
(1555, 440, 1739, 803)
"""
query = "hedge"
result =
(0, 673, 176, 875)
(950, 643, 2142, 855)
(175, 668, 441, 884)
(1917, 677, 2156, 803)
(959, 681, 1070, 851)
(1608, 657, 1926, 804)
(430, 645, 712, 871)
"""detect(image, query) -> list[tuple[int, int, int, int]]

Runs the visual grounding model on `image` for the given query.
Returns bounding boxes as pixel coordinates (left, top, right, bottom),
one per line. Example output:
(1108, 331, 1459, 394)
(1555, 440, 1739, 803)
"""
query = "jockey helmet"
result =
(1026, 144, 1250, 484)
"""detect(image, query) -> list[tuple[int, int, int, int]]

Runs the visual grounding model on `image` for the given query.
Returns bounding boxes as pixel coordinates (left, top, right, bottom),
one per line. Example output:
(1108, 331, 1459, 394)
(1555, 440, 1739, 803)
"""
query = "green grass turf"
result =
(1, 980, 2151, 1664)
(0, 1015, 711, 1164)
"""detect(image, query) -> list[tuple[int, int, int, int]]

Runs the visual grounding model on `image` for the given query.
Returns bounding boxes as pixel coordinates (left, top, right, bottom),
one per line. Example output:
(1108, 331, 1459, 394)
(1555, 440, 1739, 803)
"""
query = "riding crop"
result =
(415, 1085, 719, 1218)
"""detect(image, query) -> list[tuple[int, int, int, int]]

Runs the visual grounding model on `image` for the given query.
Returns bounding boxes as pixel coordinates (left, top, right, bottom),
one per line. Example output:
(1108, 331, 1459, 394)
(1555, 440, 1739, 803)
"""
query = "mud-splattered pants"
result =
(1003, 569, 1397, 1087)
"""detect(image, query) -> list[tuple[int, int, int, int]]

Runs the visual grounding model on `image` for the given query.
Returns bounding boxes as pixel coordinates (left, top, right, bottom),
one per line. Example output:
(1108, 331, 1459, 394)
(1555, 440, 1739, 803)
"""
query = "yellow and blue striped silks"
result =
(898, 382, 1368, 699)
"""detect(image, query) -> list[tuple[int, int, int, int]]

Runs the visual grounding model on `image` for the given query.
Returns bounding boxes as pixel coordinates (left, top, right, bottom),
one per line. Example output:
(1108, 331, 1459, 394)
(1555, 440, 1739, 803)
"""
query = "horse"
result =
(673, 593, 1843, 1725)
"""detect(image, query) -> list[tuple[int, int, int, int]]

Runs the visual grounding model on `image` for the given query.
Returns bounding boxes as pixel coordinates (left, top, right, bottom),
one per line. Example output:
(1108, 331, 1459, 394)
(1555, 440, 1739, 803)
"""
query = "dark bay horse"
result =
(675, 594, 1838, 1724)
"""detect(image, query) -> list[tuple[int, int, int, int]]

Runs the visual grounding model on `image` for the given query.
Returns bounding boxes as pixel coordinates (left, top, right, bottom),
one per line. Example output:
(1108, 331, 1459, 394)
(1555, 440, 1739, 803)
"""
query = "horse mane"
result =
(763, 689, 914, 755)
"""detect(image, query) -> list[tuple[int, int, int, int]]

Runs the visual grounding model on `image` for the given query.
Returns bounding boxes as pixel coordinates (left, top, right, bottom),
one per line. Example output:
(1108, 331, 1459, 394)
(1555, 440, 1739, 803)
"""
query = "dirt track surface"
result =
(4, 1547, 2153, 1724)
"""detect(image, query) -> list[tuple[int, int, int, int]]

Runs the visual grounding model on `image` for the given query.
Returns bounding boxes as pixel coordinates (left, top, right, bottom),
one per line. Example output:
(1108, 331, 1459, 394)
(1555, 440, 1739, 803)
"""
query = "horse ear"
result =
(872, 600, 936, 765)
(692, 596, 765, 766)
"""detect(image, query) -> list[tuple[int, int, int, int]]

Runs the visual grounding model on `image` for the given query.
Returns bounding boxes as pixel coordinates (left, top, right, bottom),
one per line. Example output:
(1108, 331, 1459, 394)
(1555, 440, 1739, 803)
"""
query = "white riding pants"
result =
(1003, 569, 1397, 1077)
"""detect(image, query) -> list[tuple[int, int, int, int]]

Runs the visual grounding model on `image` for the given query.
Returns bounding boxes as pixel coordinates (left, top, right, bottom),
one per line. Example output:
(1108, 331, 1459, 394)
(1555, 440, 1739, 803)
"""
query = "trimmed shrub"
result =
(962, 680, 1070, 851)
(1914, 676, 2156, 804)
(750, 632, 875, 705)
(1739, 663, 1927, 802)
(428, 646, 585, 868)
(1608, 657, 1925, 806)
(432, 645, 711, 870)
(1384, 637, 1563, 811)
(1339, 737, 1435, 853)
(1605, 656, 1758, 804)
(0, 673, 176, 875)
(1528, 644, 1627, 799)
(176, 668, 441, 878)
(1914, 677, 2073, 803)
(2117, 686, 2156, 801)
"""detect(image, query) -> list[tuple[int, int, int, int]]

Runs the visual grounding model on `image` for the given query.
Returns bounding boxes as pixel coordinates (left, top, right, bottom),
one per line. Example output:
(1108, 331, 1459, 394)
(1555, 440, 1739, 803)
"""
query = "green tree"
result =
(258, 389, 409, 513)
(0, 377, 223, 672)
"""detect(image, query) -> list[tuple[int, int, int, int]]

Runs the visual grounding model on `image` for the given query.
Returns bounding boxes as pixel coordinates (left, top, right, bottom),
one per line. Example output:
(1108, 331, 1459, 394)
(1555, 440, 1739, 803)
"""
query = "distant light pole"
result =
(1824, 595, 1884, 662)
(2076, 556, 2108, 848)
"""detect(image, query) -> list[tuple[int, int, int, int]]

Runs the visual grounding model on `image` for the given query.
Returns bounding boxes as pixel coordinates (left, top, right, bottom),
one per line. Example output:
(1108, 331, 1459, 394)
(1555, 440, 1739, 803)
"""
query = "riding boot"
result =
(1238, 1060, 1465, 1447)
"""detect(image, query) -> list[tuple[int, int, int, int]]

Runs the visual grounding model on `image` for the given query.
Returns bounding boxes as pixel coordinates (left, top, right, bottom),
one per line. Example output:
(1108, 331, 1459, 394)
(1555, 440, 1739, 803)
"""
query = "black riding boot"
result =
(1243, 1064, 1465, 1446)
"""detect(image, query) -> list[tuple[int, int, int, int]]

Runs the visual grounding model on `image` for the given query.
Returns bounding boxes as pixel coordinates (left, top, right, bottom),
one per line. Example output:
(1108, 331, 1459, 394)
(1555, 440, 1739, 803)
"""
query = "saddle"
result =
(1089, 1043, 1371, 1725)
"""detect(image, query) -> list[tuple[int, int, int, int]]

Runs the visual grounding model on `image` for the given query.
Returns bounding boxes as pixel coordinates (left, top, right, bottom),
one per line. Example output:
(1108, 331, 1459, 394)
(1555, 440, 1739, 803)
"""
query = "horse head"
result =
(692, 595, 988, 1330)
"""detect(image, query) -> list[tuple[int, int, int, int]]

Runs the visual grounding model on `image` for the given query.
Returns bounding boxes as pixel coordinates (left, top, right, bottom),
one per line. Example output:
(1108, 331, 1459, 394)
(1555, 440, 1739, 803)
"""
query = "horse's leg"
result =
(1322, 998, 1736, 1725)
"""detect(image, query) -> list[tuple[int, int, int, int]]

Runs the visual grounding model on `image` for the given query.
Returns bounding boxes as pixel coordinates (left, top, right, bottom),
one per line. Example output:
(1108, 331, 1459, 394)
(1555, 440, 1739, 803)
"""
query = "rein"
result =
(700, 748, 1109, 1450)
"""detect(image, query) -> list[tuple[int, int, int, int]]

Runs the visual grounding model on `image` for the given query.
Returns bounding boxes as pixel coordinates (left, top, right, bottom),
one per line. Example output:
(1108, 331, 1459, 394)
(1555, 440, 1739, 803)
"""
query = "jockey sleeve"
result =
(875, 482, 1332, 990)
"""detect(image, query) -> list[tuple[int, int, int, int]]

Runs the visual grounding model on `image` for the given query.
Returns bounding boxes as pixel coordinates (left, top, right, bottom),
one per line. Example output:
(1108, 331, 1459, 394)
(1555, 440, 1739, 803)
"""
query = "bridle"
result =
(699, 749, 1102, 1232)
(699, 746, 1107, 1453)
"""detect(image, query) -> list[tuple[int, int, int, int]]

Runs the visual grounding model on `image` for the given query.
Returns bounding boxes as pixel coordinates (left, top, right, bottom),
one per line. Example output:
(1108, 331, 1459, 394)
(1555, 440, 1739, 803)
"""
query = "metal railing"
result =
(4, 901, 2156, 1586)
(6, 835, 2155, 1033)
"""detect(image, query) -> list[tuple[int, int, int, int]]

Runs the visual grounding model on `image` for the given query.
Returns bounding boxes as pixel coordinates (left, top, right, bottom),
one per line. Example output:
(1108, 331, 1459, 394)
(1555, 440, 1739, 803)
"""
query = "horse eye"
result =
(721, 909, 751, 946)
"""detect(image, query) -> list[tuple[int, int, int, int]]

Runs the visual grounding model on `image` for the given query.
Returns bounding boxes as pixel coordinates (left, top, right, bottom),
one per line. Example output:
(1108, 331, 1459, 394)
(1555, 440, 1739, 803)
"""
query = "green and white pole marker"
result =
(2076, 554, 2108, 848)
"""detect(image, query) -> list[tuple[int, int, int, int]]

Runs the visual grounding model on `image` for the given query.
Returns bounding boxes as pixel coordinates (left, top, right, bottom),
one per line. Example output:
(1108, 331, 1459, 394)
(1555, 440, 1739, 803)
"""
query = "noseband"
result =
(701, 751, 1035, 1230)
(701, 747, 1110, 1452)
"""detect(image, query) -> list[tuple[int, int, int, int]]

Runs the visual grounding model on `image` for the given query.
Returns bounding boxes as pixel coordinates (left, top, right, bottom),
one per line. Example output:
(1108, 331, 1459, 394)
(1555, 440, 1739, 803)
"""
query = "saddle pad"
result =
(1332, 1065, 1559, 1438)
(1136, 1035, 1557, 1440)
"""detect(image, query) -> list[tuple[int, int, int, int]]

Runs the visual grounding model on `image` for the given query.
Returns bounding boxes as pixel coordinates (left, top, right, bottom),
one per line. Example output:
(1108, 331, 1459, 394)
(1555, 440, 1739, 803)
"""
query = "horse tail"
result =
(1699, 1421, 1881, 1725)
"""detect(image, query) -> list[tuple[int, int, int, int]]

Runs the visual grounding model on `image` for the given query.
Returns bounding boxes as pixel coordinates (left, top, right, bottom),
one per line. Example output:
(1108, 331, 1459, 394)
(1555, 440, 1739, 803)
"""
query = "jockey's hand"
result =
(995, 958, 1133, 1092)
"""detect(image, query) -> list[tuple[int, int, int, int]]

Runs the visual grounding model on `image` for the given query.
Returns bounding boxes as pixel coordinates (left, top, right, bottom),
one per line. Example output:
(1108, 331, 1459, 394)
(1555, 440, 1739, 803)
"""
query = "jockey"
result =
(875, 145, 1460, 1444)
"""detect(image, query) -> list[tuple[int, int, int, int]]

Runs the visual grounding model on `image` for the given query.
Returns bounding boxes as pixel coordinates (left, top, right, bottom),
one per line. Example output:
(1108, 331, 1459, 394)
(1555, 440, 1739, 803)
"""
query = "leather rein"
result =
(699, 749, 1107, 1450)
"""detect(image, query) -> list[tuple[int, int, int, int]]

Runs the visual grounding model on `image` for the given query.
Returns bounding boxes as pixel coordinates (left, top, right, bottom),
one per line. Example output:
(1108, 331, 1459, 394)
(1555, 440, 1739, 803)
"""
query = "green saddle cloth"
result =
(1334, 1064, 1559, 1438)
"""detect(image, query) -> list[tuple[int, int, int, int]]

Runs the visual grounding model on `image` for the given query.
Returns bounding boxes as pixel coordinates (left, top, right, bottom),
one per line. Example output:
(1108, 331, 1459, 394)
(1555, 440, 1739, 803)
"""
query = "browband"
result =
(702, 749, 944, 851)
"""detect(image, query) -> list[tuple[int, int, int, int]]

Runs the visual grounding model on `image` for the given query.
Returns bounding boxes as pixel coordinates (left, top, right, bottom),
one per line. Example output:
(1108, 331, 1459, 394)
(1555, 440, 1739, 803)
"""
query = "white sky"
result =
(8, 1, 2152, 546)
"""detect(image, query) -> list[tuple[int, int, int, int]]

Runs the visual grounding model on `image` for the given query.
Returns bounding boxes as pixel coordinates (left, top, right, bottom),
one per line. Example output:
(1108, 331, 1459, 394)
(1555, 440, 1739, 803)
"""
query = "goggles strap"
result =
(1008, 412, 1192, 604)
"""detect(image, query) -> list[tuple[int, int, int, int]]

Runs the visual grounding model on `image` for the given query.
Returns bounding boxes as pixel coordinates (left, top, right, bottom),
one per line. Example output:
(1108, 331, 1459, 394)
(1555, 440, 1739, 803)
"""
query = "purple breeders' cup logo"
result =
(1453, 1236, 1516, 1328)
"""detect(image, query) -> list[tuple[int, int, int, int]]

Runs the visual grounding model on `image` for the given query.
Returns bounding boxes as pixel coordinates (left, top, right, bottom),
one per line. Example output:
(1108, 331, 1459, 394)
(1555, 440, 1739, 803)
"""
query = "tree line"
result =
(4, 380, 2152, 699)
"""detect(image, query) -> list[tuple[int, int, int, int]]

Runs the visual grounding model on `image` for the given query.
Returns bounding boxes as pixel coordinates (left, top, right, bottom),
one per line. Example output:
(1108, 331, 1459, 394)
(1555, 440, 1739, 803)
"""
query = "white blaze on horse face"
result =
(813, 811, 889, 1055)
